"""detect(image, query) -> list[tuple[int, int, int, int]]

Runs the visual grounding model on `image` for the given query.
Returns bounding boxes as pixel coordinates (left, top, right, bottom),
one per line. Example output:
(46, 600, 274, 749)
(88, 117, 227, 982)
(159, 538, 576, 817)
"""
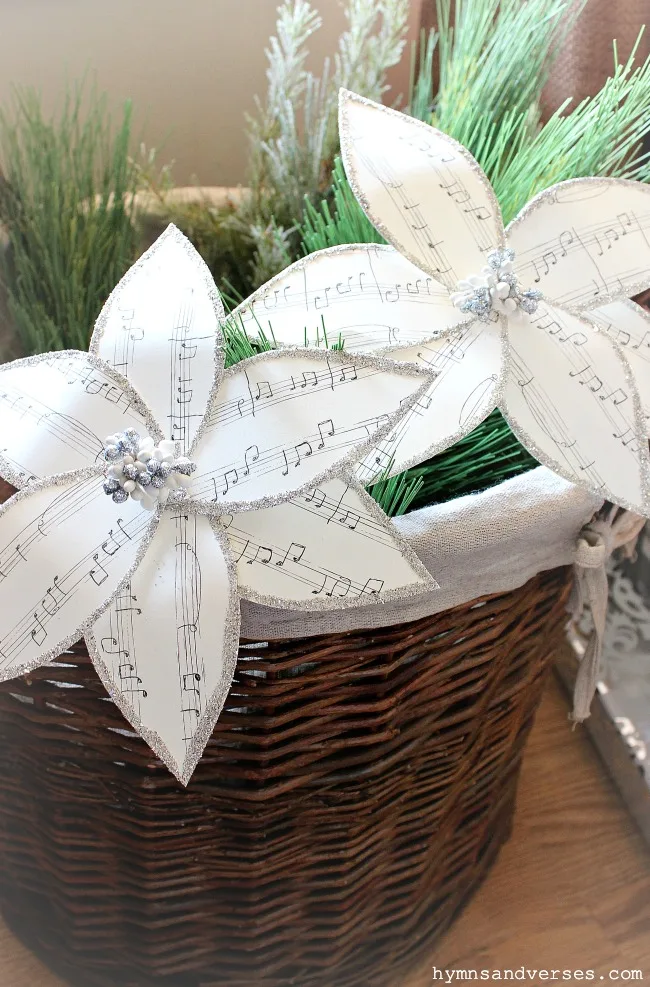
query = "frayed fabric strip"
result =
(568, 506, 646, 723)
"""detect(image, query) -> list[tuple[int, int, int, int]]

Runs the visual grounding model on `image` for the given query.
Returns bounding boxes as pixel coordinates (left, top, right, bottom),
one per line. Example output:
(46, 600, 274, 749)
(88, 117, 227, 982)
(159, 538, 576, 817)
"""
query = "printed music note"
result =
(301, 370, 318, 388)
(314, 287, 331, 309)
(246, 545, 272, 565)
(463, 204, 491, 220)
(438, 180, 470, 204)
(42, 577, 66, 616)
(180, 341, 198, 360)
(116, 519, 133, 541)
(31, 612, 47, 646)
(632, 332, 650, 350)
(385, 285, 400, 303)
(233, 539, 250, 563)
(304, 487, 326, 508)
(101, 530, 121, 556)
(176, 387, 193, 405)
(617, 212, 633, 233)
(90, 554, 108, 585)
(222, 469, 239, 495)
(182, 673, 201, 696)
(243, 445, 260, 475)
(294, 441, 313, 466)
(599, 387, 628, 406)
(317, 420, 335, 449)
(558, 230, 574, 257)
(255, 380, 273, 401)
(338, 365, 358, 382)
(613, 425, 638, 447)
(101, 637, 129, 656)
(360, 578, 385, 596)
(604, 228, 619, 249)
(275, 542, 306, 567)
(541, 251, 558, 275)
(330, 577, 351, 597)
(336, 278, 353, 295)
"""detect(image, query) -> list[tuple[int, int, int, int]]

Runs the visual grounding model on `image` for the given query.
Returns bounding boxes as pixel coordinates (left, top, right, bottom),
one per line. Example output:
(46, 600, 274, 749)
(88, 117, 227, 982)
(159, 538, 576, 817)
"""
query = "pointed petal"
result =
(90, 224, 225, 454)
(502, 301, 650, 515)
(0, 471, 158, 681)
(223, 475, 435, 608)
(86, 512, 239, 786)
(589, 299, 650, 432)
(355, 320, 504, 481)
(231, 243, 469, 352)
(339, 90, 505, 290)
(506, 178, 650, 311)
(0, 351, 163, 488)
(187, 349, 432, 511)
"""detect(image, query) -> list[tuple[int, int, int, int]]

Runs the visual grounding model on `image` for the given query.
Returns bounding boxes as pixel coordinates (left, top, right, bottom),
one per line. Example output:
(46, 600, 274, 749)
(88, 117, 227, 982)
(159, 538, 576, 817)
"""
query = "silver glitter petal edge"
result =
(338, 89, 507, 284)
(84, 520, 241, 788)
(228, 471, 438, 613)
(185, 347, 436, 515)
(0, 470, 161, 683)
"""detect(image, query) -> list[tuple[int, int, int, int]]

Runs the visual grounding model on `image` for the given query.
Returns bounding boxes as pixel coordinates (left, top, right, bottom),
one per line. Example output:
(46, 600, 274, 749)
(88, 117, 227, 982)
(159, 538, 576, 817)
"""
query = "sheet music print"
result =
(0, 352, 149, 487)
(0, 475, 152, 678)
(91, 226, 223, 454)
(340, 92, 501, 290)
(232, 244, 467, 353)
(355, 321, 503, 481)
(507, 180, 650, 310)
(88, 511, 238, 776)
(503, 302, 647, 508)
(223, 476, 434, 607)
(589, 300, 650, 426)
(189, 352, 427, 507)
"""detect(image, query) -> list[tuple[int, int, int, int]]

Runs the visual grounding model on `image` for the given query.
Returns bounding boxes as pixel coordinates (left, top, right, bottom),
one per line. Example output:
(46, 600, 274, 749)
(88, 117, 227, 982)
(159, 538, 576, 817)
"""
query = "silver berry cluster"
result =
(102, 428, 197, 510)
(451, 248, 542, 323)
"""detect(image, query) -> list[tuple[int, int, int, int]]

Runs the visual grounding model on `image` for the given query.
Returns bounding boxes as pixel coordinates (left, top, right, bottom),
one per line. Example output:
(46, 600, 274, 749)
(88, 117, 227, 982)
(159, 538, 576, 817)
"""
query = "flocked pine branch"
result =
(241, 0, 410, 285)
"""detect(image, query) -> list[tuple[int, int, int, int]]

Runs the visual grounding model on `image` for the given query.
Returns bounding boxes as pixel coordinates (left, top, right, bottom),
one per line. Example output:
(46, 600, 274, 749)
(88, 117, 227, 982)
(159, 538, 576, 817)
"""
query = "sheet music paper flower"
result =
(0, 225, 435, 785)
(234, 90, 650, 516)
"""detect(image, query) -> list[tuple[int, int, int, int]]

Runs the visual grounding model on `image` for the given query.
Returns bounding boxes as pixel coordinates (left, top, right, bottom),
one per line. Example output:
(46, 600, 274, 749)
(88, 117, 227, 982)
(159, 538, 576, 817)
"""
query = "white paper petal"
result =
(339, 90, 505, 290)
(355, 320, 504, 481)
(231, 243, 469, 353)
(506, 178, 650, 312)
(0, 471, 158, 681)
(187, 349, 431, 511)
(224, 475, 435, 608)
(86, 511, 239, 786)
(588, 299, 650, 431)
(90, 224, 225, 454)
(502, 301, 650, 514)
(0, 351, 163, 489)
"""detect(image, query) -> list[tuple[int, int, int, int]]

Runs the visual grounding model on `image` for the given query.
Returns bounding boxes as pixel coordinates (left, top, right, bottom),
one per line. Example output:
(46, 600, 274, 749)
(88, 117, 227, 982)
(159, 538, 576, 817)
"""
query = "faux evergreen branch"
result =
(241, 0, 410, 285)
(0, 82, 138, 356)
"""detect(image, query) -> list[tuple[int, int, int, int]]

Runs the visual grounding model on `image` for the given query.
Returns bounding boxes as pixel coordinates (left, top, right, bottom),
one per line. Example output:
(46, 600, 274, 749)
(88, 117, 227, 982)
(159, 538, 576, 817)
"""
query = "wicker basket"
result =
(0, 469, 573, 987)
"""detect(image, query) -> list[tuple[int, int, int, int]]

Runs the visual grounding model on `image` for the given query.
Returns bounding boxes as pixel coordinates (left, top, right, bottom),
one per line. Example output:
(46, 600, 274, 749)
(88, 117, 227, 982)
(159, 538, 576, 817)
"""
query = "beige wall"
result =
(0, 0, 419, 187)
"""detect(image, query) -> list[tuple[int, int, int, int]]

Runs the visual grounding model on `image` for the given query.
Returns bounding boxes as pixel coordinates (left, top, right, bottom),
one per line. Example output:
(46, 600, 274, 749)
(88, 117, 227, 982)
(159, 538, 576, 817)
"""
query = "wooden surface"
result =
(1, 674, 649, 987)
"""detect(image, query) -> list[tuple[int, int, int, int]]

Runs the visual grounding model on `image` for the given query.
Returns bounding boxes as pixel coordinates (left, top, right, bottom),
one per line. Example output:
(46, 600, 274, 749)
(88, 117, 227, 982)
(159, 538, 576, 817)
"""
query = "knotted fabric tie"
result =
(569, 507, 646, 723)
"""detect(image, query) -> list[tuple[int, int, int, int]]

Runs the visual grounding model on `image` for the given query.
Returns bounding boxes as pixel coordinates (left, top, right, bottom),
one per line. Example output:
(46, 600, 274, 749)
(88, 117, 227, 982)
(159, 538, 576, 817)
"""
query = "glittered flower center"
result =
(450, 248, 542, 323)
(102, 428, 197, 511)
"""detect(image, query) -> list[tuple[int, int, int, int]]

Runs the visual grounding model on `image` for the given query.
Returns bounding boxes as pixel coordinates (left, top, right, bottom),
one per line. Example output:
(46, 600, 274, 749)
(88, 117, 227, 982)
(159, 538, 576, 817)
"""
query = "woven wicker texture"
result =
(0, 514, 572, 987)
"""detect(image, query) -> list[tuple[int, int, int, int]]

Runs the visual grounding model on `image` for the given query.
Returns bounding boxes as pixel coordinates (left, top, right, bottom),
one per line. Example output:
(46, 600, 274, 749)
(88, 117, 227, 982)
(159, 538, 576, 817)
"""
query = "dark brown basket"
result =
(0, 488, 573, 987)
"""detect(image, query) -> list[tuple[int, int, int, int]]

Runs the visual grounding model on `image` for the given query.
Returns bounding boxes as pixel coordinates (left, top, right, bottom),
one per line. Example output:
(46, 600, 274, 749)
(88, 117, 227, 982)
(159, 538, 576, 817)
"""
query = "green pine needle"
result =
(0, 81, 139, 356)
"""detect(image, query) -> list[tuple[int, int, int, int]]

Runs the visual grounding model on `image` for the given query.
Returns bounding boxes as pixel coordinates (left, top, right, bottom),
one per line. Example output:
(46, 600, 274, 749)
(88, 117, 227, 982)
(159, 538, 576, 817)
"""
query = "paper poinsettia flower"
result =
(234, 90, 650, 516)
(0, 225, 435, 784)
